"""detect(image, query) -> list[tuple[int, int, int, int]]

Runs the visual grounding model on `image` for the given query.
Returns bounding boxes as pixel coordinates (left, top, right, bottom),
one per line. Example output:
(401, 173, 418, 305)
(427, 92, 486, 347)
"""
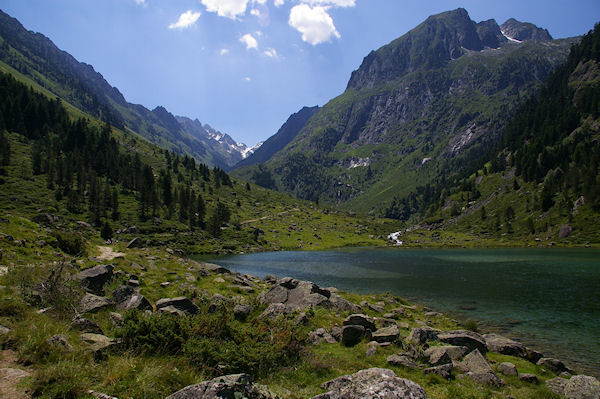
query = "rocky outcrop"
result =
(112, 286, 152, 311)
(343, 314, 376, 332)
(484, 333, 526, 358)
(386, 354, 418, 369)
(79, 293, 112, 313)
(457, 349, 503, 386)
(156, 297, 199, 315)
(73, 264, 113, 295)
(546, 377, 569, 396)
(424, 346, 467, 365)
(80, 333, 118, 361)
(500, 18, 553, 42)
(72, 317, 104, 335)
(423, 364, 453, 380)
(438, 330, 487, 354)
(497, 362, 517, 376)
(46, 334, 73, 351)
(259, 277, 360, 314)
(564, 375, 600, 399)
(166, 374, 278, 399)
(312, 368, 427, 399)
(371, 324, 399, 344)
(406, 327, 438, 346)
(308, 328, 337, 345)
(342, 325, 365, 347)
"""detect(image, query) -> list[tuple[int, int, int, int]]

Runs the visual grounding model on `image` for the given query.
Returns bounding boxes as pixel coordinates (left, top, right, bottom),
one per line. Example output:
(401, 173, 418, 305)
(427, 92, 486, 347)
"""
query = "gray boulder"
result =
(371, 324, 399, 344)
(546, 377, 569, 396)
(405, 327, 438, 346)
(423, 364, 453, 380)
(71, 317, 104, 335)
(457, 349, 503, 387)
(156, 297, 199, 315)
(80, 333, 117, 362)
(484, 333, 526, 357)
(258, 303, 287, 320)
(73, 264, 114, 294)
(526, 347, 544, 363)
(312, 368, 426, 399)
(166, 373, 278, 399)
(343, 314, 375, 332)
(342, 325, 365, 347)
(438, 330, 487, 354)
(424, 346, 468, 365)
(329, 293, 362, 313)
(308, 328, 337, 345)
(564, 375, 600, 399)
(112, 286, 151, 311)
(79, 293, 112, 313)
(536, 357, 569, 374)
(497, 362, 517, 376)
(0, 325, 10, 335)
(386, 354, 418, 369)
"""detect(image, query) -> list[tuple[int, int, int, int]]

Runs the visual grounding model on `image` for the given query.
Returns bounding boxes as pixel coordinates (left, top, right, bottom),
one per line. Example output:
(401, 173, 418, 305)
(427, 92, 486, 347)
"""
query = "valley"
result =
(0, 4, 599, 399)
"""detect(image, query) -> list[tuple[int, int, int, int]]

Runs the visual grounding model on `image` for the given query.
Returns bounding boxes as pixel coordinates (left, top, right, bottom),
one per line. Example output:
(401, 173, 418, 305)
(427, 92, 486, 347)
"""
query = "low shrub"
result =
(52, 230, 86, 256)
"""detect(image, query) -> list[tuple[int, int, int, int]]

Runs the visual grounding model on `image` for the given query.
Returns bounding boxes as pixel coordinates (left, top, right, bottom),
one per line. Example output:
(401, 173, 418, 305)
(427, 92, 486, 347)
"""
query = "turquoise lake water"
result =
(201, 248, 600, 376)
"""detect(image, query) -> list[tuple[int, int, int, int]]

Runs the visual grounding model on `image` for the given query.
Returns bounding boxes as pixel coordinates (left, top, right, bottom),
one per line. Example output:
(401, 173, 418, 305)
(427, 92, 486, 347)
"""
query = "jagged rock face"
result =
(347, 8, 485, 90)
(477, 19, 508, 48)
(255, 9, 573, 211)
(500, 18, 553, 42)
(312, 368, 427, 399)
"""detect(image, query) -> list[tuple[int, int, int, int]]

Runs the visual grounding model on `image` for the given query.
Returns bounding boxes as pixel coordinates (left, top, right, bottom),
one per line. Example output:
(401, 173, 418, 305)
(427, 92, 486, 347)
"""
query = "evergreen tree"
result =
(100, 220, 113, 240)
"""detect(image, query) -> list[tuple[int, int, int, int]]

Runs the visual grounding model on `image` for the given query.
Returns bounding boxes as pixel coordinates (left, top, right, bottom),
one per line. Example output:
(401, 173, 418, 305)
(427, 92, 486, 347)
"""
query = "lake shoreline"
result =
(200, 247, 600, 378)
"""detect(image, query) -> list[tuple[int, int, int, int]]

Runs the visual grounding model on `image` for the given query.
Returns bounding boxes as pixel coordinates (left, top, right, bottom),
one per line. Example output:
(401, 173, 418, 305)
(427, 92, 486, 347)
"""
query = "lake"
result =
(199, 248, 600, 376)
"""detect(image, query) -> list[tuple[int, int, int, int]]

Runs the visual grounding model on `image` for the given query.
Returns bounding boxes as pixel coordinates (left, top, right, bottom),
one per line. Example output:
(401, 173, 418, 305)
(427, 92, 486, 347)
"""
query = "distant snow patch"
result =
(387, 231, 403, 246)
(500, 30, 523, 43)
(421, 157, 432, 165)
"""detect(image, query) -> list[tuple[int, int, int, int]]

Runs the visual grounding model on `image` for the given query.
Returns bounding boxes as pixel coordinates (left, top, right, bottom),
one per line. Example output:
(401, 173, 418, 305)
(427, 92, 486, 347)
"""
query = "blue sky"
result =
(1, 0, 599, 146)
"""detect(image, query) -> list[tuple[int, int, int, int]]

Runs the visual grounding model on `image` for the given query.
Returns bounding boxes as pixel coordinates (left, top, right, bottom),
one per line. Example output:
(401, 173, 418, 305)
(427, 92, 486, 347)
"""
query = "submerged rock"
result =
(312, 368, 427, 399)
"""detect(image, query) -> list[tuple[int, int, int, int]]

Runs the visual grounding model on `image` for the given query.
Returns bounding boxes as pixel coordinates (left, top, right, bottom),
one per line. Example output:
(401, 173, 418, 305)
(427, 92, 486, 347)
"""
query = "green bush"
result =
(52, 230, 86, 256)
(116, 307, 304, 377)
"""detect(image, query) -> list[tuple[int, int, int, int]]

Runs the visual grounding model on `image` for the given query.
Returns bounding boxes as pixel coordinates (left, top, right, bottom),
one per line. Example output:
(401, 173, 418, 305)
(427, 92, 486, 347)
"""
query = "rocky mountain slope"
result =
(234, 9, 576, 214)
(0, 9, 249, 169)
(233, 105, 319, 169)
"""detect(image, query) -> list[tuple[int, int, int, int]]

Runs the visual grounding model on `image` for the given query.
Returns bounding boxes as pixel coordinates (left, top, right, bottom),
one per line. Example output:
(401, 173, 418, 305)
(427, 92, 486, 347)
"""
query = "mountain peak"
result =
(500, 18, 553, 42)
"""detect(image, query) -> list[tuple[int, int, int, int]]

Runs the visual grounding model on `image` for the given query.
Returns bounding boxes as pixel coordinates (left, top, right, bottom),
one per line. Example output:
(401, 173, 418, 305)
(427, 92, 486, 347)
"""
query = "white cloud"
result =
(240, 33, 258, 49)
(250, 8, 261, 17)
(135, 0, 146, 5)
(303, 0, 355, 7)
(289, 4, 340, 45)
(244, 77, 252, 81)
(264, 48, 278, 57)
(219, 48, 230, 55)
(201, 0, 249, 20)
(169, 10, 201, 29)
(274, 0, 284, 6)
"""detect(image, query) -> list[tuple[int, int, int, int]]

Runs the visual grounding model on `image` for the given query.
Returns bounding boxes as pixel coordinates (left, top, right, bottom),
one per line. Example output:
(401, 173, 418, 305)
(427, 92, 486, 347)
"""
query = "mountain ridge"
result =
(234, 8, 577, 213)
(0, 8, 248, 169)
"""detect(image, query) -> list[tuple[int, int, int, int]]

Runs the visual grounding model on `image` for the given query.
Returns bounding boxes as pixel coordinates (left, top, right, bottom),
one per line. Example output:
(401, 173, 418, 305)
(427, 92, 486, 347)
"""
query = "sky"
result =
(0, 0, 599, 146)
